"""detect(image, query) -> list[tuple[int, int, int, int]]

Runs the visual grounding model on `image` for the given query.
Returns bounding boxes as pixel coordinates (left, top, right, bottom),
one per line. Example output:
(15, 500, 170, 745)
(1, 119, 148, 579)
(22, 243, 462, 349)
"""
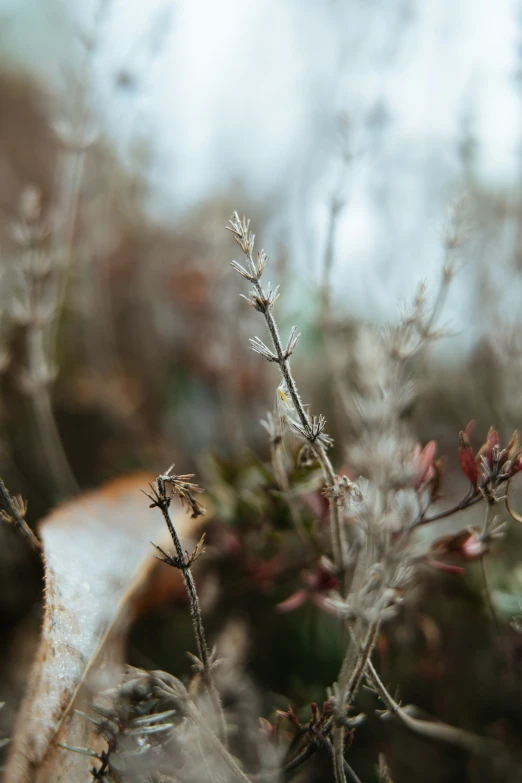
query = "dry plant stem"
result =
(295, 726, 362, 783)
(366, 659, 503, 757)
(414, 488, 481, 527)
(284, 744, 316, 776)
(25, 325, 78, 499)
(325, 740, 363, 783)
(18, 238, 78, 499)
(332, 722, 346, 783)
(48, 0, 110, 362)
(283, 727, 362, 783)
(184, 698, 252, 783)
(48, 148, 86, 367)
(29, 388, 77, 499)
(342, 621, 381, 707)
(153, 477, 227, 745)
(331, 620, 380, 783)
(229, 215, 347, 580)
(402, 270, 451, 360)
(319, 196, 343, 320)
(286, 740, 361, 783)
(0, 477, 40, 551)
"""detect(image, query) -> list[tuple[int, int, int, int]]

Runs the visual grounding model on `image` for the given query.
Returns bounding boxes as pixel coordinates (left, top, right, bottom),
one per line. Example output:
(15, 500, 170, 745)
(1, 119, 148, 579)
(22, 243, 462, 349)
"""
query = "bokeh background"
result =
(1, 1, 522, 781)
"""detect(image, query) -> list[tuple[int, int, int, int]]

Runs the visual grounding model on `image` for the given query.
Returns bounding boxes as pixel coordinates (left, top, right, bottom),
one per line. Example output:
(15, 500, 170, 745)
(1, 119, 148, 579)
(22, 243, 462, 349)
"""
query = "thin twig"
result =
(154, 672, 252, 783)
(184, 695, 252, 783)
(146, 472, 227, 746)
(15, 226, 79, 499)
(227, 213, 347, 583)
(413, 489, 481, 528)
(330, 620, 380, 783)
(343, 621, 380, 707)
(0, 476, 41, 551)
(48, 0, 109, 364)
(319, 195, 344, 321)
(26, 373, 79, 499)
(284, 743, 316, 776)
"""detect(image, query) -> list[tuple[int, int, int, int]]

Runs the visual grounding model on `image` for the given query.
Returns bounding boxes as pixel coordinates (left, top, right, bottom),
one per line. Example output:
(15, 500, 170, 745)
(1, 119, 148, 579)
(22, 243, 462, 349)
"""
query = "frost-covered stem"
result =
(258, 286, 346, 572)
(258, 292, 308, 430)
(331, 620, 380, 783)
(332, 721, 347, 783)
(154, 477, 227, 745)
(342, 620, 380, 706)
(328, 731, 363, 783)
(228, 214, 347, 580)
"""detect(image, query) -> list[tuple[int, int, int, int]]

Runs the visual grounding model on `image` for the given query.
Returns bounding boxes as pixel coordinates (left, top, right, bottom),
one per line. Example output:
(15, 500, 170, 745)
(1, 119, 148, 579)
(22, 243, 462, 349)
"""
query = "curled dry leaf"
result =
(5, 473, 199, 783)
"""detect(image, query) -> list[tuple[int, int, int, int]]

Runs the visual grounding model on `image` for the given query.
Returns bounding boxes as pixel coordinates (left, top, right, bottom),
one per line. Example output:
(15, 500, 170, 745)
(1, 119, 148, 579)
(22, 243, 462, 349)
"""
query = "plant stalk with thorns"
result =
(227, 212, 351, 585)
(145, 467, 227, 746)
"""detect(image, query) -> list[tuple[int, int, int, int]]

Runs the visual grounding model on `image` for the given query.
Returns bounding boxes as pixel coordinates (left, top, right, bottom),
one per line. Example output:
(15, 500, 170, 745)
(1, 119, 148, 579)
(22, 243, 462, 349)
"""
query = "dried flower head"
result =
(146, 465, 206, 519)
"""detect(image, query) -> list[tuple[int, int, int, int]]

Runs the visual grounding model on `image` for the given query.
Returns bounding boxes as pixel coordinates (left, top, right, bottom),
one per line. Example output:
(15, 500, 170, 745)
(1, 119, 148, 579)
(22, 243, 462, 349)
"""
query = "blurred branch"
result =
(0, 475, 40, 551)
(366, 659, 504, 757)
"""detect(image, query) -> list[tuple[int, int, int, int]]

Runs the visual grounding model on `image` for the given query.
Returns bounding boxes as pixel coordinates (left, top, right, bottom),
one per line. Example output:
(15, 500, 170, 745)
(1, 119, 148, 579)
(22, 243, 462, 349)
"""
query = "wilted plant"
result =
(224, 210, 522, 782)
(145, 468, 227, 745)
(7, 184, 79, 499)
(4, 203, 522, 783)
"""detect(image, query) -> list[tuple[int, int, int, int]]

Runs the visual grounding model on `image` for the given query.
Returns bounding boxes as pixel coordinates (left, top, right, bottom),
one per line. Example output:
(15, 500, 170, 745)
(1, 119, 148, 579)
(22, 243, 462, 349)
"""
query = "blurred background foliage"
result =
(1, 1, 522, 781)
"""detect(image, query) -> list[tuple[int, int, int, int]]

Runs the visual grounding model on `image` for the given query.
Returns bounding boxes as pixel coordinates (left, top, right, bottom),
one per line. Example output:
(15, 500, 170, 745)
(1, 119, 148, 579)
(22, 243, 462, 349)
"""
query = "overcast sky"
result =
(1, 0, 521, 336)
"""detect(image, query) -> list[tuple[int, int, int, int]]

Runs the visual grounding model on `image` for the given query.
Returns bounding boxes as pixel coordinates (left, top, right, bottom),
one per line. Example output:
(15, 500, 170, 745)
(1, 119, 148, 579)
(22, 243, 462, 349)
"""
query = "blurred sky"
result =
(0, 0, 521, 335)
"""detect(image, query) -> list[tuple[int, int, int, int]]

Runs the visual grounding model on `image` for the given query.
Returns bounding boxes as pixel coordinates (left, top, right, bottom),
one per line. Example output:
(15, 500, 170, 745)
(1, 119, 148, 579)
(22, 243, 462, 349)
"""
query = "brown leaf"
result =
(5, 473, 198, 783)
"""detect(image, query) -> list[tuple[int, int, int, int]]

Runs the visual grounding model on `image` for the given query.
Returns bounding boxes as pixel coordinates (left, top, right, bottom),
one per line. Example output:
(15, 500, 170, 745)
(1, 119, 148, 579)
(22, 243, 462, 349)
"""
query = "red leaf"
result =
(458, 431, 478, 485)
(276, 588, 308, 612)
